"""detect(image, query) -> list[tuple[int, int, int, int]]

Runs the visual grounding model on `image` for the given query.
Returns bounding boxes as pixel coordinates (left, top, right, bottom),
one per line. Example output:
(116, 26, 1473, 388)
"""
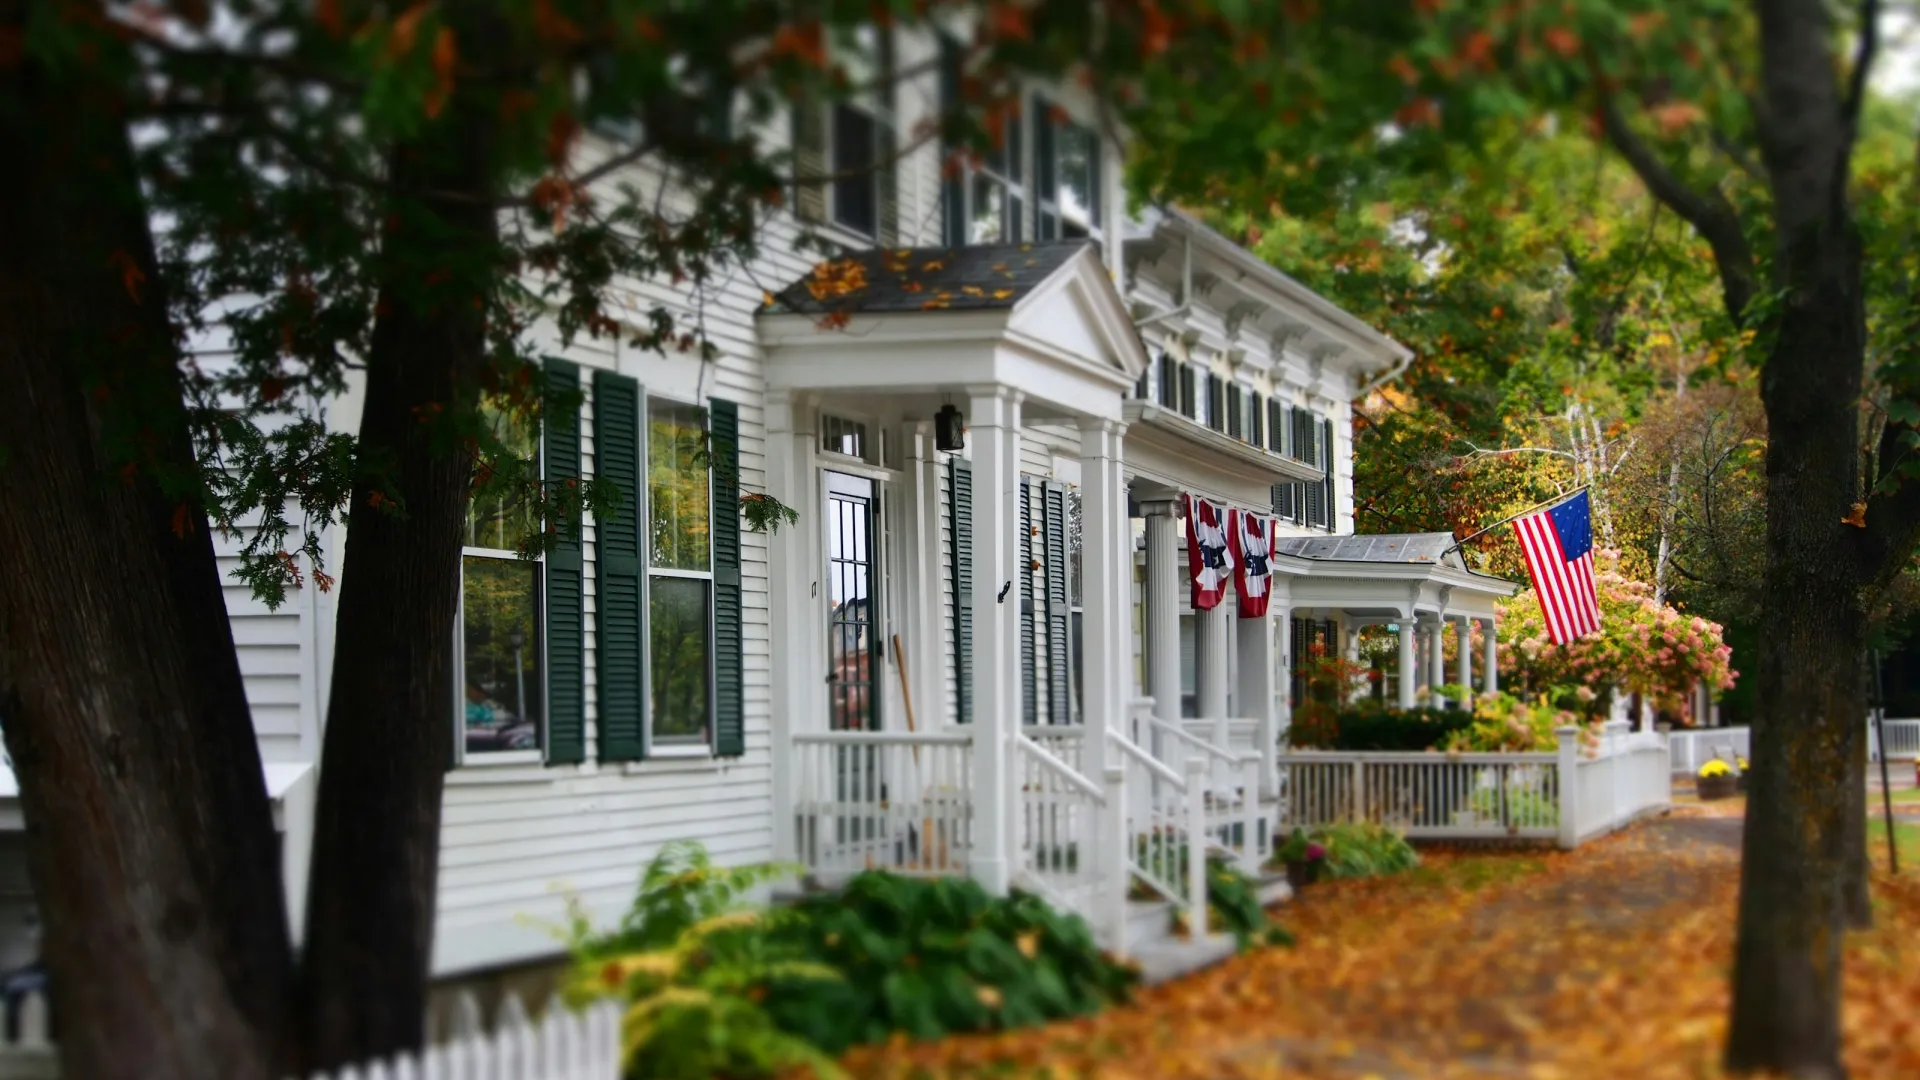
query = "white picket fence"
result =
(0, 989, 621, 1080)
(1669, 717, 1920, 776)
(1276, 722, 1670, 849)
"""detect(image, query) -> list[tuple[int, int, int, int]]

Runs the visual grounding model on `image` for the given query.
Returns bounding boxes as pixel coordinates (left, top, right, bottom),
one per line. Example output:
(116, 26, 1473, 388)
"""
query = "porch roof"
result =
(1275, 532, 1520, 621)
(756, 241, 1150, 422)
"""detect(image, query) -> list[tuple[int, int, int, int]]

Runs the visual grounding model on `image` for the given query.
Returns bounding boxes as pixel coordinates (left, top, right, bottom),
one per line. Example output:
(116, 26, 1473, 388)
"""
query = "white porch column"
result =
(1274, 602, 1293, 752)
(967, 388, 1019, 894)
(1142, 499, 1182, 725)
(1427, 617, 1446, 704)
(907, 423, 945, 736)
(1397, 620, 1417, 709)
(1481, 616, 1499, 694)
(1236, 604, 1277, 796)
(1079, 419, 1128, 770)
(1196, 601, 1230, 722)
(1455, 615, 1473, 706)
(765, 391, 816, 863)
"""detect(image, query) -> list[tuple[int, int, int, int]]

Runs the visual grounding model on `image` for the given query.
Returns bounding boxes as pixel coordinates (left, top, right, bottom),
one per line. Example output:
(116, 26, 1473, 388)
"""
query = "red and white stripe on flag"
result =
(1230, 509, 1278, 619)
(1511, 500, 1602, 645)
(1183, 493, 1234, 611)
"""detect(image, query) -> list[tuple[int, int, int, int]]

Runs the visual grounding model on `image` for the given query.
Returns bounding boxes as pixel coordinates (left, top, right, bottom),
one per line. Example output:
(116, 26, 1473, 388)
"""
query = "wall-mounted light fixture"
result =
(935, 403, 966, 452)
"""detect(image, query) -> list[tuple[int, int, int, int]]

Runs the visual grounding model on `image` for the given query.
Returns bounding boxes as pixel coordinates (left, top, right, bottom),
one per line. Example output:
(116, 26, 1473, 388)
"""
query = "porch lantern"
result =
(935, 403, 966, 452)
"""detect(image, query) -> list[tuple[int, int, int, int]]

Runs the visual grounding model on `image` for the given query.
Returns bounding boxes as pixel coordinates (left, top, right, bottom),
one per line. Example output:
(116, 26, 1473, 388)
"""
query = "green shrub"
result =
(1467, 782, 1559, 825)
(1288, 703, 1474, 751)
(559, 840, 798, 960)
(1201, 858, 1294, 950)
(763, 872, 1139, 1054)
(1312, 822, 1420, 880)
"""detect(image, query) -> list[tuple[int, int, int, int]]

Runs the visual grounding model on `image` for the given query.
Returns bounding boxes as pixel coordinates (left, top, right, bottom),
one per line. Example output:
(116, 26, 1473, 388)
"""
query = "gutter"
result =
(1352, 350, 1413, 401)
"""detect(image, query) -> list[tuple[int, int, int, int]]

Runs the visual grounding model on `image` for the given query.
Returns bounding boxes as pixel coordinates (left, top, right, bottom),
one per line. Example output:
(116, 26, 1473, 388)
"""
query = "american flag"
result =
(1511, 490, 1602, 644)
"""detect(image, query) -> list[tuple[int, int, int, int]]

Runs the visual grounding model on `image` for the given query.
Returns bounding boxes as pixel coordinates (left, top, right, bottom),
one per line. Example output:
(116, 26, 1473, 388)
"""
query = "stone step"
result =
(1129, 932, 1240, 986)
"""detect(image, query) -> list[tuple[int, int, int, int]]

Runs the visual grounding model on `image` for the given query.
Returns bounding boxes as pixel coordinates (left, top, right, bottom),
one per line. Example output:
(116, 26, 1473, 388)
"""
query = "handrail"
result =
(1145, 715, 1255, 764)
(793, 731, 973, 747)
(1013, 734, 1106, 802)
(1111, 730, 1184, 788)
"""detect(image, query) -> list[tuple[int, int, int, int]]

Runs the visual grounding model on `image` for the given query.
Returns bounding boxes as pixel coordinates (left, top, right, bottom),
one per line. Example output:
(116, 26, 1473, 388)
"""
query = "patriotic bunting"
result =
(1231, 509, 1278, 618)
(1184, 493, 1234, 610)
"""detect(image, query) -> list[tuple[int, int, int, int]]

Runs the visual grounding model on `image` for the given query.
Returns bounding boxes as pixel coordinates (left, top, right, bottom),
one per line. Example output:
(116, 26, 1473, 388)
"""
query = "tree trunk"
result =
(296, 38, 505, 1069)
(1842, 728, 1871, 929)
(0, 13, 294, 1078)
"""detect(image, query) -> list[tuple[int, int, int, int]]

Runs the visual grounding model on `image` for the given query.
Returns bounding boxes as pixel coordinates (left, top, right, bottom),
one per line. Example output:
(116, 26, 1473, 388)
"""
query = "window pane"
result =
(969, 173, 1008, 244)
(1056, 121, 1097, 236)
(648, 400, 711, 571)
(649, 576, 711, 742)
(831, 103, 878, 237)
(462, 555, 543, 754)
(466, 395, 539, 551)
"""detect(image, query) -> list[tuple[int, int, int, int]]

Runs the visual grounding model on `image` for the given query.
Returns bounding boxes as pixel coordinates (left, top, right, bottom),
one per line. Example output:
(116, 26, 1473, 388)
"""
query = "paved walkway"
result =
(837, 810, 1920, 1079)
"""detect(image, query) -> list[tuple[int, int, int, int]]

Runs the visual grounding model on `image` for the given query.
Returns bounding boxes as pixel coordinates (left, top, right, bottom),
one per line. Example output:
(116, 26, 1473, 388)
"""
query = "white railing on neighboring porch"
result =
(1111, 724, 1209, 939)
(1276, 723, 1670, 849)
(1668, 717, 1920, 776)
(790, 731, 974, 878)
(0, 990, 621, 1080)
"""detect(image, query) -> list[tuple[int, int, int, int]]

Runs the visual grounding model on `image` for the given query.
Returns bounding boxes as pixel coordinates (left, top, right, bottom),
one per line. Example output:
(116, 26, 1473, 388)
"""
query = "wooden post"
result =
(1555, 726, 1580, 850)
(1103, 764, 1129, 955)
(1185, 757, 1210, 940)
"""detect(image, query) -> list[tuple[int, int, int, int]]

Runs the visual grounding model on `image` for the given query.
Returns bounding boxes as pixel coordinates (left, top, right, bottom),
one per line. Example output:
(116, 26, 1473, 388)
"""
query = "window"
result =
(1177, 364, 1197, 419)
(648, 400, 715, 744)
(1157, 353, 1179, 409)
(831, 103, 880, 238)
(459, 399, 544, 759)
(1227, 386, 1244, 440)
(1034, 96, 1101, 240)
(1250, 393, 1266, 447)
(1206, 374, 1225, 432)
(821, 413, 871, 462)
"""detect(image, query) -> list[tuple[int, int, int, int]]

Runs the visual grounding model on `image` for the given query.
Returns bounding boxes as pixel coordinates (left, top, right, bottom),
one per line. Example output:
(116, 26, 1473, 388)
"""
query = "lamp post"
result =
(509, 626, 527, 724)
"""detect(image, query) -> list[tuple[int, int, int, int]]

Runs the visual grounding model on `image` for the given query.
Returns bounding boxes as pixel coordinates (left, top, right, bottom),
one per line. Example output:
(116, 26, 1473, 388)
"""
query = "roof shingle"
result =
(760, 239, 1097, 316)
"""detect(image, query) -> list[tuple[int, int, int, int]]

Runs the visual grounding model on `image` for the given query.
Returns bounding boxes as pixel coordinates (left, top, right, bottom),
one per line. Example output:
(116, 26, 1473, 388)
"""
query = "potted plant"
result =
(1697, 759, 1738, 801)
(1735, 756, 1750, 794)
(1275, 827, 1326, 890)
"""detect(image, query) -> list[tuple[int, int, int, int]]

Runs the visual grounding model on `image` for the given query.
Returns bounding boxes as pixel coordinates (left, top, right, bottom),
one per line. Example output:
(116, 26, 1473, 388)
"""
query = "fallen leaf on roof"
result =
(922, 260, 946, 271)
(962, 285, 986, 297)
(992, 288, 1014, 299)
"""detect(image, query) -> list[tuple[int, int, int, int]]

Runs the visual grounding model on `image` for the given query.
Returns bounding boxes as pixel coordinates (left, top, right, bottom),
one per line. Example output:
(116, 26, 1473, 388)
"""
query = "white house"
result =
(0, 21, 1516, 1002)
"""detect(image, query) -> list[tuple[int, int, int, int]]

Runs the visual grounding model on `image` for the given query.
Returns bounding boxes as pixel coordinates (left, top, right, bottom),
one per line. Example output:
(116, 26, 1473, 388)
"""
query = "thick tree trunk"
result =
(0, 11, 294, 1079)
(1842, 719, 1871, 929)
(296, 51, 504, 1069)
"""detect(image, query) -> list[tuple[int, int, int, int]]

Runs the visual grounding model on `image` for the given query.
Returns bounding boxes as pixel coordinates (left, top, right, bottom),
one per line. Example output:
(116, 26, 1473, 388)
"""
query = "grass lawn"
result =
(1868, 816, 1920, 868)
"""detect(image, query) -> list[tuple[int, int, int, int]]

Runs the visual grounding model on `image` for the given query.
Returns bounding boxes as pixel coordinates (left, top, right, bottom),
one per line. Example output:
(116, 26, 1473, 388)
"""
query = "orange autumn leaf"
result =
(992, 288, 1014, 300)
(1844, 501, 1868, 528)
(1650, 101, 1706, 137)
(170, 502, 194, 539)
(388, 2, 429, 58)
(1388, 54, 1421, 85)
(424, 26, 456, 119)
(1395, 97, 1441, 128)
(1542, 25, 1581, 58)
(108, 250, 145, 303)
(986, 1, 1030, 41)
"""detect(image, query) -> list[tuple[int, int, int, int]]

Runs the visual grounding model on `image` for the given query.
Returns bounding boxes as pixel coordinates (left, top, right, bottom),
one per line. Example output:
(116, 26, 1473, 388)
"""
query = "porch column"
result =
(765, 391, 816, 863)
(908, 424, 946, 735)
(1079, 418, 1128, 769)
(1427, 617, 1446, 704)
(1397, 620, 1417, 709)
(967, 388, 1020, 894)
(1275, 602, 1293, 751)
(1236, 602, 1277, 796)
(1197, 602, 1230, 722)
(1455, 615, 1473, 706)
(1142, 499, 1182, 725)
(1343, 625, 1362, 704)
(1481, 616, 1499, 694)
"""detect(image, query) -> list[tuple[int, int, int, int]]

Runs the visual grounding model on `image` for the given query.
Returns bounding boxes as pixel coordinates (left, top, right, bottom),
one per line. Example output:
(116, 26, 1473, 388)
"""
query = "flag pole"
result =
(1441, 486, 1591, 558)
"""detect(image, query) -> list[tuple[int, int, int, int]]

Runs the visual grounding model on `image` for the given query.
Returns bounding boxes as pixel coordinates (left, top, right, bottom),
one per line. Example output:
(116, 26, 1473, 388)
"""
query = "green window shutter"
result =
(792, 99, 828, 224)
(544, 358, 587, 765)
(1020, 478, 1036, 726)
(875, 29, 900, 249)
(710, 398, 746, 757)
(937, 34, 965, 247)
(1043, 483, 1070, 725)
(1322, 416, 1336, 531)
(949, 458, 972, 724)
(593, 370, 646, 762)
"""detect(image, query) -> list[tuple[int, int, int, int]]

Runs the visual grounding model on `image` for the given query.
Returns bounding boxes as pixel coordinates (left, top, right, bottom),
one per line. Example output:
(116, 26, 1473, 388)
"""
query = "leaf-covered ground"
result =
(834, 806, 1920, 1079)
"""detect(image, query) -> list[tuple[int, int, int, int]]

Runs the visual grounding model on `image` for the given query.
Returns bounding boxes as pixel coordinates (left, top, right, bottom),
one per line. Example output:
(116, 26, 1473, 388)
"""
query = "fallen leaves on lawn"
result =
(825, 814, 1920, 1079)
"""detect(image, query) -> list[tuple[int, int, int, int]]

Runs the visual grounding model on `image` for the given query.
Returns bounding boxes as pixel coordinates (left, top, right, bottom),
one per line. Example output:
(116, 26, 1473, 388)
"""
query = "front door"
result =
(825, 471, 882, 731)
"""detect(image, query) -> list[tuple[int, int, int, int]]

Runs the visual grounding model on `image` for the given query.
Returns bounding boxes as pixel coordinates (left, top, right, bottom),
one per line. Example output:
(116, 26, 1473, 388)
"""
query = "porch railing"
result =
(1275, 724, 1670, 848)
(1012, 733, 1122, 946)
(1139, 714, 1266, 868)
(791, 731, 973, 879)
(1112, 712, 1209, 938)
(1275, 749, 1562, 841)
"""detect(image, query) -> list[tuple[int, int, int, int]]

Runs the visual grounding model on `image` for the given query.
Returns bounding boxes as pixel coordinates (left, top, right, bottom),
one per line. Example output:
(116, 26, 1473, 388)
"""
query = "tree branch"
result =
(1596, 95, 1759, 327)
(1842, 0, 1881, 138)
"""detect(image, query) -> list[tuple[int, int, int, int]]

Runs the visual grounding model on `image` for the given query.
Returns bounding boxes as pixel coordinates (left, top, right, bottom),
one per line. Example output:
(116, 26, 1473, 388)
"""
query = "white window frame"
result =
(1033, 94, 1102, 243)
(823, 25, 893, 242)
(454, 407, 548, 768)
(643, 391, 719, 757)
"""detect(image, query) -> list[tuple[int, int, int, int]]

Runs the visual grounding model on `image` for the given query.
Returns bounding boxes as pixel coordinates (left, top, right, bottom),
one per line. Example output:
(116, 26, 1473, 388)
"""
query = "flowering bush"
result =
(1439, 690, 1571, 752)
(1498, 552, 1737, 715)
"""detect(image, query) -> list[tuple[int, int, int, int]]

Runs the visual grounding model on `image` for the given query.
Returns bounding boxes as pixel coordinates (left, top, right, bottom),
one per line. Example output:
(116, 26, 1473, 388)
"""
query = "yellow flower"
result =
(975, 984, 1004, 1010)
(1698, 760, 1732, 779)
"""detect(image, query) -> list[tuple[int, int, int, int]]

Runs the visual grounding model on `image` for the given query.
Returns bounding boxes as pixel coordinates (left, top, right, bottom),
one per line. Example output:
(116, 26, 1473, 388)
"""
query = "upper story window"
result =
(939, 40, 1104, 248)
(796, 26, 897, 243)
(460, 397, 545, 760)
(1034, 96, 1101, 241)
